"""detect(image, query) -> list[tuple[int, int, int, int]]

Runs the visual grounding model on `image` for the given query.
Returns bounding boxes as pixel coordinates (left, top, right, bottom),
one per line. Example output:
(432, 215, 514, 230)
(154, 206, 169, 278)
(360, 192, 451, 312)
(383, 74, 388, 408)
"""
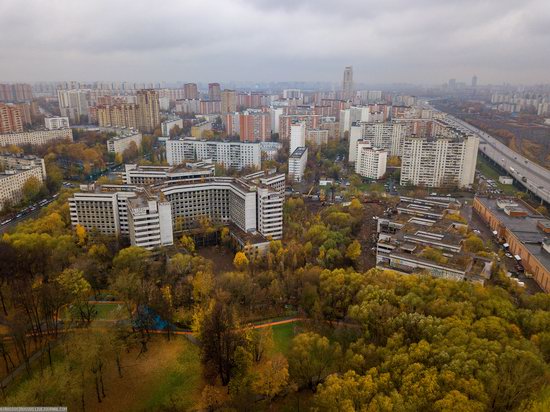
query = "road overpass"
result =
(443, 114, 550, 205)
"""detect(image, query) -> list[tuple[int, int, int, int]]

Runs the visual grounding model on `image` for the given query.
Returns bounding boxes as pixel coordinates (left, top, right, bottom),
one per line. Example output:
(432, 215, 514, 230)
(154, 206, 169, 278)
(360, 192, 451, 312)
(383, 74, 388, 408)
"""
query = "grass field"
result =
(476, 156, 518, 195)
(271, 321, 302, 355)
(3, 335, 202, 412)
(138, 338, 202, 411)
(59, 302, 128, 322)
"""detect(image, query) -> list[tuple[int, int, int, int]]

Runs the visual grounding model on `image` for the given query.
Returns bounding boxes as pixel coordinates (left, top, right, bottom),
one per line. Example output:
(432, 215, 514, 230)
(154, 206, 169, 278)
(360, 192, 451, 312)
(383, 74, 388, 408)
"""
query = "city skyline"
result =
(1, 0, 549, 84)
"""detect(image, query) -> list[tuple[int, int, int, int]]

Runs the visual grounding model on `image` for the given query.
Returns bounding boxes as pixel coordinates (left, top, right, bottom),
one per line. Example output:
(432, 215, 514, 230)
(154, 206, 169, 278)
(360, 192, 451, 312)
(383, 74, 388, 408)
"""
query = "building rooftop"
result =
(476, 197, 550, 244)
(290, 147, 307, 158)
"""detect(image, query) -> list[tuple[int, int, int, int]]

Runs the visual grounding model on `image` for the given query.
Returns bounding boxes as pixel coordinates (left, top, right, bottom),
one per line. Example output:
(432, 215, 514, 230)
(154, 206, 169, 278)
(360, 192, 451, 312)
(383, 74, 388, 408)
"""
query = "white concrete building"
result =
(288, 147, 308, 182)
(0, 154, 46, 208)
(107, 130, 142, 154)
(166, 138, 261, 170)
(57, 90, 89, 124)
(259, 141, 282, 160)
(69, 170, 285, 248)
(69, 185, 137, 236)
(400, 134, 479, 188)
(289, 122, 306, 155)
(44, 116, 70, 130)
(124, 161, 214, 185)
(158, 96, 170, 111)
(0, 128, 73, 147)
(348, 124, 363, 163)
(270, 107, 284, 134)
(128, 196, 173, 249)
(355, 143, 388, 180)
(360, 122, 408, 156)
(161, 118, 183, 136)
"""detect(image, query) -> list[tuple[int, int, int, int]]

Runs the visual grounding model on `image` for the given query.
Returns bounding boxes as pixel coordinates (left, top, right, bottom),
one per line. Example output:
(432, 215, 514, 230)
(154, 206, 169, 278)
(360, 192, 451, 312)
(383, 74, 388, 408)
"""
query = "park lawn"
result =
(88, 335, 202, 412)
(357, 182, 385, 193)
(271, 321, 302, 355)
(59, 302, 127, 322)
(138, 337, 202, 412)
(92, 302, 127, 321)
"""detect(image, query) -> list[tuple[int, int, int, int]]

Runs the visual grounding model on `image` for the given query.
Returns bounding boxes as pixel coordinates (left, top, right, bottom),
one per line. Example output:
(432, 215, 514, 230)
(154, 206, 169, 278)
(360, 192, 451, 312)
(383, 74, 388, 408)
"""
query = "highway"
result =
(444, 114, 550, 205)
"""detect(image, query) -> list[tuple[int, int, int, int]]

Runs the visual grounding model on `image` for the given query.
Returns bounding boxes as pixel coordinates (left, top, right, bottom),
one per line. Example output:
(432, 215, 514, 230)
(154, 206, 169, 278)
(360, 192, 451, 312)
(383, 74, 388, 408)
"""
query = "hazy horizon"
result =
(1, 0, 549, 84)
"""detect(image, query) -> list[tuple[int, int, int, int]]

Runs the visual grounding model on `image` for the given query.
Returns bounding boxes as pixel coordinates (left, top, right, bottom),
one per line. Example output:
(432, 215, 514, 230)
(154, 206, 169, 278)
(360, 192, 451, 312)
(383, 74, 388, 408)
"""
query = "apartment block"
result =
(166, 138, 261, 170)
(107, 130, 142, 154)
(44, 116, 70, 130)
(96, 103, 139, 129)
(237, 110, 271, 142)
(290, 122, 306, 155)
(221, 90, 237, 113)
(208, 83, 221, 101)
(0, 84, 33, 102)
(0, 128, 73, 147)
(136, 89, 160, 133)
(279, 114, 320, 140)
(306, 129, 329, 146)
(0, 104, 24, 134)
(161, 118, 183, 136)
(355, 142, 388, 179)
(400, 134, 479, 188)
(288, 147, 308, 182)
(191, 121, 212, 138)
(184, 83, 199, 100)
(58, 90, 89, 124)
(0, 154, 46, 208)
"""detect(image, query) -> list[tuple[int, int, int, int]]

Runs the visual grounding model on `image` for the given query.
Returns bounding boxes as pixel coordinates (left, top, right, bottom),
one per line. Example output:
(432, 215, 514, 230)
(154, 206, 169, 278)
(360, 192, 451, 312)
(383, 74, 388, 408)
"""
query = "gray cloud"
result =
(0, 0, 548, 84)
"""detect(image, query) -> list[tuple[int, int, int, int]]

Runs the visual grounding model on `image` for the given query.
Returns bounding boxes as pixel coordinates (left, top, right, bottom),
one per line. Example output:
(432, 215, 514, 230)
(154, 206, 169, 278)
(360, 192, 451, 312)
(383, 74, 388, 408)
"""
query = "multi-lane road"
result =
(444, 114, 550, 205)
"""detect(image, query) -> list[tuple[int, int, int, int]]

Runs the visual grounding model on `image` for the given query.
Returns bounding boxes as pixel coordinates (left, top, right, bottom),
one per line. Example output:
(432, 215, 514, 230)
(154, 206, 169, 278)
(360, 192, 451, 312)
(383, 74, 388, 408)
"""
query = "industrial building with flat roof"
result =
(474, 197, 550, 292)
(376, 197, 492, 283)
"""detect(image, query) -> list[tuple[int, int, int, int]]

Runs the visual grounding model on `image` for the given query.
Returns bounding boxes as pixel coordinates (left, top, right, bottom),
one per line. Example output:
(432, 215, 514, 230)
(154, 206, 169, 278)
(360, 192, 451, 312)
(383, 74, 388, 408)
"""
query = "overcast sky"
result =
(1, 0, 549, 85)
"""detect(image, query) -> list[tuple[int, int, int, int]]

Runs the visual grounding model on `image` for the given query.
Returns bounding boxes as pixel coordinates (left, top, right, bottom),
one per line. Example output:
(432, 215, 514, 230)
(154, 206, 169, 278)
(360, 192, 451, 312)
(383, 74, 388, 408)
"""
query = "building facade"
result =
(136, 89, 160, 133)
(107, 130, 143, 154)
(166, 139, 261, 170)
(288, 147, 308, 182)
(0, 128, 73, 147)
(400, 134, 479, 188)
(221, 90, 237, 114)
(44, 116, 70, 130)
(0, 154, 46, 208)
(58, 90, 89, 124)
(0, 104, 24, 134)
(355, 143, 388, 179)
(208, 83, 221, 101)
(69, 169, 284, 249)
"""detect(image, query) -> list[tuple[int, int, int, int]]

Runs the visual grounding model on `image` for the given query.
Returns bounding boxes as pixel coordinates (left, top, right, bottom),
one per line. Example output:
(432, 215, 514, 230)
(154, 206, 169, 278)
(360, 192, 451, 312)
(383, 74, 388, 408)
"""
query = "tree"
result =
(56, 268, 96, 324)
(112, 246, 151, 277)
(233, 251, 249, 272)
(22, 176, 42, 203)
(75, 224, 87, 246)
(195, 300, 245, 385)
(420, 247, 447, 264)
(248, 327, 274, 363)
(288, 332, 341, 391)
(463, 234, 484, 253)
(252, 354, 289, 402)
(179, 234, 195, 253)
(346, 240, 361, 262)
(45, 162, 63, 193)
